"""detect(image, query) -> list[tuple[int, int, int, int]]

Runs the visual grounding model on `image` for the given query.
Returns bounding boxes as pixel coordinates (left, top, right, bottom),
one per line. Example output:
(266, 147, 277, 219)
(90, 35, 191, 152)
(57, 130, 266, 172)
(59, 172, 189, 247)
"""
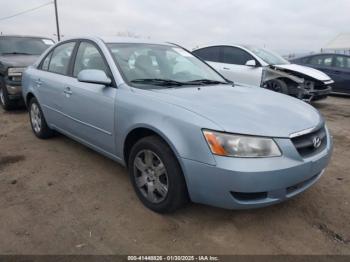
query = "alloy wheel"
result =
(133, 149, 169, 203)
(266, 81, 281, 92)
(30, 103, 42, 134)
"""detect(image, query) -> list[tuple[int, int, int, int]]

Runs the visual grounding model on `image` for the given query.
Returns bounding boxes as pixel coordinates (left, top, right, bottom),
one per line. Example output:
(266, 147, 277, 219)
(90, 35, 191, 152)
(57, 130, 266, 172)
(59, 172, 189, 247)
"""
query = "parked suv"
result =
(22, 37, 333, 213)
(0, 35, 54, 110)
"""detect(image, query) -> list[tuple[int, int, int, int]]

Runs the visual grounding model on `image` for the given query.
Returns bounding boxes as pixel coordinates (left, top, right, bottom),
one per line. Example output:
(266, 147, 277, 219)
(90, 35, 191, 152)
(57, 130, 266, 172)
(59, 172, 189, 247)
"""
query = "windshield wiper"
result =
(184, 79, 229, 85)
(1, 52, 33, 55)
(130, 78, 185, 87)
(130, 78, 231, 87)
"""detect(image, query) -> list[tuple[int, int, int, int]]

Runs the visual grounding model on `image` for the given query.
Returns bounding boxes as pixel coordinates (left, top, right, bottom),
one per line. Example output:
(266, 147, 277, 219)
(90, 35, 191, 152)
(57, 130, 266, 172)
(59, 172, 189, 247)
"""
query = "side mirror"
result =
(245, 60, 257, 67)
(77, 69, 112, 85)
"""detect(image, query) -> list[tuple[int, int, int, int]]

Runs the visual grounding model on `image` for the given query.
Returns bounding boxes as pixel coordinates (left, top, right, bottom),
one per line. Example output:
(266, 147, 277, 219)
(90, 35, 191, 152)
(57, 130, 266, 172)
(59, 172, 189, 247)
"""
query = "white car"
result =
(193, 45, 334, 101)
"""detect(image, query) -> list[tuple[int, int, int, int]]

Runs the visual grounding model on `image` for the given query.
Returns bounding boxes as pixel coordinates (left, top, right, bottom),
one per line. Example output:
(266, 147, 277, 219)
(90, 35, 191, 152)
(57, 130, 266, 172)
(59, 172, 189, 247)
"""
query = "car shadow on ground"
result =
(0, 107, 27, 115)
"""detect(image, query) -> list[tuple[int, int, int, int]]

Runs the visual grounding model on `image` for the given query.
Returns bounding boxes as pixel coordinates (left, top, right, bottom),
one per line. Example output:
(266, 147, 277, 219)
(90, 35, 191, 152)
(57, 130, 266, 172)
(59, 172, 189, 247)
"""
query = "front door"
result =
(217, 46, 262, 86)
(61, 41, 117, 155)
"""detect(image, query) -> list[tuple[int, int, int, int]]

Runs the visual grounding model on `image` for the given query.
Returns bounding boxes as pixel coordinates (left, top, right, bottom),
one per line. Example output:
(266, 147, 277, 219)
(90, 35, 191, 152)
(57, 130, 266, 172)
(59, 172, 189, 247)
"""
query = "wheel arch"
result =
(122, 125, 192, 204)
(25, 92, 36, 107)
(122, 125, 182, 169)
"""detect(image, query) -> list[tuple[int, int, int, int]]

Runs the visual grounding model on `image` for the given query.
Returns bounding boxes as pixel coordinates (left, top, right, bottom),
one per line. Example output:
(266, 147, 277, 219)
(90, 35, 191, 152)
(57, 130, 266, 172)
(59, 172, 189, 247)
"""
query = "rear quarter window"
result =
(48, 42, 75, 75)
(41, 52, 53, 71)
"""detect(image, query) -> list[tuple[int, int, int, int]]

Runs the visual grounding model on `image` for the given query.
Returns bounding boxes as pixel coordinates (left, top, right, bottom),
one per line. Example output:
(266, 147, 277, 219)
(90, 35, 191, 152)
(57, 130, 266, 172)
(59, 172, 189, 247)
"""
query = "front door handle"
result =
(64, 87, 73, 96)
(223, 67, 230, 70)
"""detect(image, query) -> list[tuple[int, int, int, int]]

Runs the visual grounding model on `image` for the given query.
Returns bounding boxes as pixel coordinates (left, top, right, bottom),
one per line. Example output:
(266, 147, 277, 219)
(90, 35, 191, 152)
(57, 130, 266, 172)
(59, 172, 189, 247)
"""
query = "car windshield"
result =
(0, 36, 54, 55)
(107, 43, 228, 88)
(245, 46, 289, 65)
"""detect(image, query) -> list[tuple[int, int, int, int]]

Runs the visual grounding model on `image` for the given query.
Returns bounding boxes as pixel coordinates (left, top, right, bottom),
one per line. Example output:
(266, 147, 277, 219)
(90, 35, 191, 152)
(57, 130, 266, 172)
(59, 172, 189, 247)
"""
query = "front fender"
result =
(115, 89, 219, 166)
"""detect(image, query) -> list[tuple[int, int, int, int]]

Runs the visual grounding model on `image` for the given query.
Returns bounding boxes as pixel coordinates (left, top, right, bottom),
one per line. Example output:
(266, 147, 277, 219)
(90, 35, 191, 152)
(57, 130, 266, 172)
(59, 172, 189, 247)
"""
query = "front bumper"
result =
(303, 82, 333, 101)
(6, 84, 22, 99)
(310, 86, 332, 96)
(181, 129, 333, 209)
(4, 76, 23, 100)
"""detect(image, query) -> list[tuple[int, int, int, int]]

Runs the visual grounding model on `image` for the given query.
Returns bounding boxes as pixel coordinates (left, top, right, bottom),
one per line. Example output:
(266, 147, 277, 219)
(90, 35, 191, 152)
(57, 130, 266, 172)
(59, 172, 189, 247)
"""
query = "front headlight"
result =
(8, 67, 25, 77)
(203, 130, 282, 158)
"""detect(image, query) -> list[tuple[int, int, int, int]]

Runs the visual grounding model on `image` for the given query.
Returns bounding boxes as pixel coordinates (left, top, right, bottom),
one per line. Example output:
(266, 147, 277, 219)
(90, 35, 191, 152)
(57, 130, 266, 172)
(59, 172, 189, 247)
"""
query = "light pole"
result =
(54, 0, 61, 41)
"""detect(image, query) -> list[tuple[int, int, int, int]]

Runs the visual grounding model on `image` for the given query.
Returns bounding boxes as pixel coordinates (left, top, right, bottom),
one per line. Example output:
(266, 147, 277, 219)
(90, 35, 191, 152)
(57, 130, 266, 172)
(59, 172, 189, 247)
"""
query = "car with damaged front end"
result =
(22, 37, 333, 213)
(193, 45, 334, 101)
(0, 35, 54, 110)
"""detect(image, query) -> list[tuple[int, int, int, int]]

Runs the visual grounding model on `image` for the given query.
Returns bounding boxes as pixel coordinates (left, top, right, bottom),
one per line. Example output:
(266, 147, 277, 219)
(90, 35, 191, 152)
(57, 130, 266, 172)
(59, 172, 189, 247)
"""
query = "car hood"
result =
(0, 54, 39, 67)
(149, 85, 322, 138)
(274, 64, 331, 82)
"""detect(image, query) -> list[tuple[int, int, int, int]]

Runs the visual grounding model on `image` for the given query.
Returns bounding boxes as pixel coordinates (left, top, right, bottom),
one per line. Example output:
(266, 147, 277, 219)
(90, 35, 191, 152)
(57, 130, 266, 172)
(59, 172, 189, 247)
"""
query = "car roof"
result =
(295, 53, 350, 59)
(61, 36, 175, 46)
(0, 35, 54, 40)
(101, 36, 173, 46)
(194, 44, 246, 50)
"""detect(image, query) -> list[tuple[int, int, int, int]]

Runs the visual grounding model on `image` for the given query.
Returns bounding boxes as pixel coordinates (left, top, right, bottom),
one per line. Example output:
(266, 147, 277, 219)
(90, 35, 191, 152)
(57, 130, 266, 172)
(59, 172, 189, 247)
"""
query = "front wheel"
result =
(128, 136, 188, 213)
(0, 85, 15, 111)
(264, 79, 289, 95)
(29, 97, 54, 139)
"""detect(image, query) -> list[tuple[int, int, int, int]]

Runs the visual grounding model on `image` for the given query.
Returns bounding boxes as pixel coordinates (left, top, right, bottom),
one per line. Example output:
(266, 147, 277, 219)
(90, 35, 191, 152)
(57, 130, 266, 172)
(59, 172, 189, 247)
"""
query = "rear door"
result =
(35, 41, 76, 128)
(60, 40, 117, 155)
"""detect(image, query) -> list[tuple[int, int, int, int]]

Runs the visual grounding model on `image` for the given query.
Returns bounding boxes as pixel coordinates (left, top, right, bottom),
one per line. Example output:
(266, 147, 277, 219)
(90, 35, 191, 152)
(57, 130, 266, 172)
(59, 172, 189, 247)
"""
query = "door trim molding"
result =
(43, 104, 112, 136)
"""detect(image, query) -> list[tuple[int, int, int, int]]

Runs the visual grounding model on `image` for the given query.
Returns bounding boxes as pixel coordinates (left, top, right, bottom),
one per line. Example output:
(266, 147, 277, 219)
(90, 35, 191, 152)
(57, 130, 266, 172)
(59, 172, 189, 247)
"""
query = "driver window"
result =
(73, 42, 108, 77)
(222, 47, 254, 65)
(335, 56, 350, 69)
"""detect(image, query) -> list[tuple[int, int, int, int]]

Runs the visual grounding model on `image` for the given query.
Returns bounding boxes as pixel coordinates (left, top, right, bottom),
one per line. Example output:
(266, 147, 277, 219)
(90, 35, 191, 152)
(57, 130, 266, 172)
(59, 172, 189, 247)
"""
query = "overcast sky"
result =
(0, 0, 349, 54)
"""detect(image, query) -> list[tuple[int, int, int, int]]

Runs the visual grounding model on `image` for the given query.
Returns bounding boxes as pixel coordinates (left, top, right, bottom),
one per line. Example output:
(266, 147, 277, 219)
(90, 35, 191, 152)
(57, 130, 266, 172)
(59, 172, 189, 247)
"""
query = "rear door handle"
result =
(64, 87, 73, 96)
(223, 67, 230, 70)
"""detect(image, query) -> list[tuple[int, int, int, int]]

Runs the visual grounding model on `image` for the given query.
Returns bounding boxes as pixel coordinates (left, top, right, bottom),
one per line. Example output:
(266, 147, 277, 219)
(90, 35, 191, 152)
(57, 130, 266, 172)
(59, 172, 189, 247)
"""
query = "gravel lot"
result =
(0, 96, 349, 255)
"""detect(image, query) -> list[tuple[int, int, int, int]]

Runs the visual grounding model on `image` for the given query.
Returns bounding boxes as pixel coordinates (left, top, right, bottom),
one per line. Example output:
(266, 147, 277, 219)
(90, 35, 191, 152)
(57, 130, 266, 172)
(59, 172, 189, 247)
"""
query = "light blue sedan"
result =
(22, 37, 333, 213)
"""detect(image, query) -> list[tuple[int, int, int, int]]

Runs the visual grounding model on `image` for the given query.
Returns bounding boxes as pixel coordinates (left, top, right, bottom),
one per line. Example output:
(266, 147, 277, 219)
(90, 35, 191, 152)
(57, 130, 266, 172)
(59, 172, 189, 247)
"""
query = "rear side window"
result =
(193, 47, 221, 63)
(309, 55, 333, 67)
(48, 42, 75, 75)
(298, 57, 310, 64)
(73, 42, 108, 77)
(334, 56, 350, 69)
(222, 47, 254, 65)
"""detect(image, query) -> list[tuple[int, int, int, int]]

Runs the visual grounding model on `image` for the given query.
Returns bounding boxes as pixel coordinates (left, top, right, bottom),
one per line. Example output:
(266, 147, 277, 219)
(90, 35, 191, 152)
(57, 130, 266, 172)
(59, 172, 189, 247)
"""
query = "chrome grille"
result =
(291, 127, 327, 158)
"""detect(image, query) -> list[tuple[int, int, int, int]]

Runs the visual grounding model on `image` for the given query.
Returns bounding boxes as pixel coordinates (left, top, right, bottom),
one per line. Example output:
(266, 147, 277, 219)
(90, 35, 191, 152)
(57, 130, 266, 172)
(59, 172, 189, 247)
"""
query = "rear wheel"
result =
(265, 79, 289, 95)
(128, 136, 188, 213)
(29, 97, 54, 139)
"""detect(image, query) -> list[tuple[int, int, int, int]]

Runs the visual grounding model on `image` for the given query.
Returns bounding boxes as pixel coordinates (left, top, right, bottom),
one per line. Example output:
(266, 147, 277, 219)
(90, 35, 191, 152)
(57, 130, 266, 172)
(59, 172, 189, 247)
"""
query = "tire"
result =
(265, 79, 289, 95)
(0, 83, 15, 111)
(128, 136, 188, 213)
(28, 97, 54, 139)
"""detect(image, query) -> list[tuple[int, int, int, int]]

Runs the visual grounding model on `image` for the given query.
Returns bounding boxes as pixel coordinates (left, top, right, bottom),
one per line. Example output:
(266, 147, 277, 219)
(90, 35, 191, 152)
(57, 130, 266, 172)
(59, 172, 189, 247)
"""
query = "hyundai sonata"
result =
(22, 37, 333, 213)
